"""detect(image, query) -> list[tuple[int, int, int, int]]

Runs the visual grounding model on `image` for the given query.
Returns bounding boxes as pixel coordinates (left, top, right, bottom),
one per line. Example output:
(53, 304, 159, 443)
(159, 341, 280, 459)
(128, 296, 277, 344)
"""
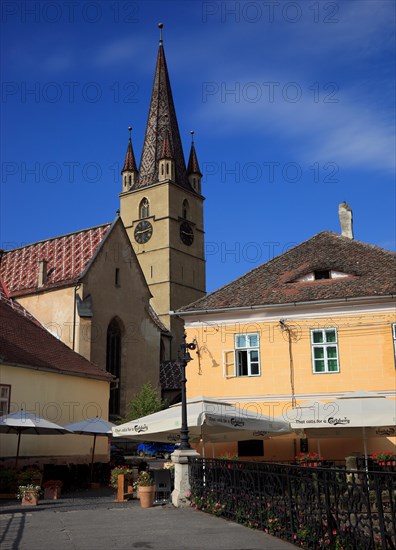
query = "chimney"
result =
(38, 259, 48, 287)
(338, 202, 354, 239)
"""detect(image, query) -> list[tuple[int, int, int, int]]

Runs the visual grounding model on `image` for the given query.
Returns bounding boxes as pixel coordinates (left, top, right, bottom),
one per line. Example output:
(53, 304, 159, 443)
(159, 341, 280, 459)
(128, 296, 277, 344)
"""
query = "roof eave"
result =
(172, 294, 396, 317)
(2, 360, 114, 382)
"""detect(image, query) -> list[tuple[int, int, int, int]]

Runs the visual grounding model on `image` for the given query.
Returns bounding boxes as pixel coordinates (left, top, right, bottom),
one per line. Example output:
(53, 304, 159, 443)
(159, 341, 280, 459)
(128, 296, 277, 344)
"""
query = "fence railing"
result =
(189, 458, 396, 549)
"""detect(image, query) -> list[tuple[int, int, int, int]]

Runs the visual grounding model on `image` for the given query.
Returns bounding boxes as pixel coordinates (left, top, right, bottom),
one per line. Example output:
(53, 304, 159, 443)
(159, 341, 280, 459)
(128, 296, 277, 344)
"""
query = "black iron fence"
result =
(189, 458, 396, 549)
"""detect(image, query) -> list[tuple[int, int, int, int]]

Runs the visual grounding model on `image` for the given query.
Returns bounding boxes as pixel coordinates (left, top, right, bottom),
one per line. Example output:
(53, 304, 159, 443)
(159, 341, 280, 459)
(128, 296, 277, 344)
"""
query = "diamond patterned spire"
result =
(136, 42, 191, 190)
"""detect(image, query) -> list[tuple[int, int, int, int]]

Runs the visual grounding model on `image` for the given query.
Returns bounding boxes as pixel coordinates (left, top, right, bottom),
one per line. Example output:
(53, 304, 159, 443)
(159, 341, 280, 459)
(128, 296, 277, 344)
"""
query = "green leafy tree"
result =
(121, 382, 166, 422)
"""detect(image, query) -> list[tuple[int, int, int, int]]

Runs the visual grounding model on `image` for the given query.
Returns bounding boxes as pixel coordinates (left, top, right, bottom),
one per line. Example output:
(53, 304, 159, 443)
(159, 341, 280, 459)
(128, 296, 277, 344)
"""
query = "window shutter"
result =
(222, 350, 235, 378)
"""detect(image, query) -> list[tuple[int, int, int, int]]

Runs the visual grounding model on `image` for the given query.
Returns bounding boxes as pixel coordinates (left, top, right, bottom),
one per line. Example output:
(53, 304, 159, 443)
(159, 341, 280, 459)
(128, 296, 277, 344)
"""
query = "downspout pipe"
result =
(72, 283, 81, 351)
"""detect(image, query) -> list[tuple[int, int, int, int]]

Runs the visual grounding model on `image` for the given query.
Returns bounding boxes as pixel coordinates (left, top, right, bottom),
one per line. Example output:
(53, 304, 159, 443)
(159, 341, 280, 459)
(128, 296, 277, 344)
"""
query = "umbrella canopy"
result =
(286, 392, 396, 432)
(0, 410, 71, 467)
(112, 396, 291, 445)
(281, 391, 396, 469)
(65, 417, 116, 481)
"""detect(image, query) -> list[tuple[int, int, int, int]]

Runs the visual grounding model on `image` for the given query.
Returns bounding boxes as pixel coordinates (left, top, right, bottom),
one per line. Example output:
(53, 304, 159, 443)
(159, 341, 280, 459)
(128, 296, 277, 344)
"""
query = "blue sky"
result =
(1, 0, 395, 292)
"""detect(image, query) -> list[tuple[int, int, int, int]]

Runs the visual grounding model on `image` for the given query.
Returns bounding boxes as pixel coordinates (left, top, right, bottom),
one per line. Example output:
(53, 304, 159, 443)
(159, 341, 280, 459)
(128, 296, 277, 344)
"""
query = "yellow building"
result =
(0, 280, 112, 465)
(176, 228, 396, 462)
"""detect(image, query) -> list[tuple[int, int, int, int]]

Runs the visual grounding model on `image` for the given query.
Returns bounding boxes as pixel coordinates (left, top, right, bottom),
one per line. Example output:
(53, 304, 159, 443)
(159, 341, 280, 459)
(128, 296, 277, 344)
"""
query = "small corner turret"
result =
(187, 130, 202, 194)
(121, 126, 138, 192)
(158, 130, 175, 182)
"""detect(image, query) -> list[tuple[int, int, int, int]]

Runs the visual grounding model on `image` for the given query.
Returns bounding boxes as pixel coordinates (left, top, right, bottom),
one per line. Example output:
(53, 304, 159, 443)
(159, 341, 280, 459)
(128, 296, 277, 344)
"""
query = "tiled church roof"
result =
(0, 223, 111, 295)
(178, 232, 396, 313)
(0, 277, 112, 381)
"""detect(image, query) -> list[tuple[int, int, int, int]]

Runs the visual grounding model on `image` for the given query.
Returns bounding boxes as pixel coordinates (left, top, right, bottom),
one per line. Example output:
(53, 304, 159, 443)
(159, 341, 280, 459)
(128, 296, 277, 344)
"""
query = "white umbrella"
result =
(112, 396, 291, 449)
(0, 410, 71, 467)
(65, 417, 116, 481)
(282, 392, 396, 470)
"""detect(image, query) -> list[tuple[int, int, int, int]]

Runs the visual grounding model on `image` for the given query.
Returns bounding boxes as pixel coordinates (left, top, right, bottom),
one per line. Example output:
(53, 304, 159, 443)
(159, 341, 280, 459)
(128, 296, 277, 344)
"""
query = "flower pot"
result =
(22, 491, 38, 506)
(44, 487, 61, 500)
(139, 485, 156, 508)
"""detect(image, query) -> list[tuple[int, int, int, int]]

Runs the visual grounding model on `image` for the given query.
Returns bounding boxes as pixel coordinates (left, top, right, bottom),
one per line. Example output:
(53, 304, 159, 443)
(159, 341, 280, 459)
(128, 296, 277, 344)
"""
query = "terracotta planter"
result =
(21, 491, 39, 506)
(44, 487, 61, 500)
(138, 485, 156, 508)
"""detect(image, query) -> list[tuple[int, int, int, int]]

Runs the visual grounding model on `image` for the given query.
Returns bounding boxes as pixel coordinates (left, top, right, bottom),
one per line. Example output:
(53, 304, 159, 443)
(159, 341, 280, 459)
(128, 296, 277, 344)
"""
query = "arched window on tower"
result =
(182, 199, 190, 220)
(106, 318, 122, 417)
(139, 198, 150, 219)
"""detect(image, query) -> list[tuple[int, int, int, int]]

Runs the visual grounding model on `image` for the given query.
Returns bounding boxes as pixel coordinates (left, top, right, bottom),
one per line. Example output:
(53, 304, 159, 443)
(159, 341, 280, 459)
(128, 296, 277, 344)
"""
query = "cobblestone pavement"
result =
(0, 488, 294, 550)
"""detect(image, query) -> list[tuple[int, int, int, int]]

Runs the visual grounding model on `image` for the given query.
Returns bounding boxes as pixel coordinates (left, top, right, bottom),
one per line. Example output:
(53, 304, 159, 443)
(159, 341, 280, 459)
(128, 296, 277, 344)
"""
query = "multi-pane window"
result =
(235, 333, 260, 376)
(0, 385, 11, 416)
(311, 328, 339, 373)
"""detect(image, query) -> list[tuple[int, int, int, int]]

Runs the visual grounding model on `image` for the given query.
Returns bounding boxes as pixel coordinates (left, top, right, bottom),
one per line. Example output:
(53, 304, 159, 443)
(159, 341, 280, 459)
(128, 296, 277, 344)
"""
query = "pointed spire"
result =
(138, 24, 189, 189)
(187, 130, 202, 176)
(161, 129, 174, 159)
(122, 126, 138, 173)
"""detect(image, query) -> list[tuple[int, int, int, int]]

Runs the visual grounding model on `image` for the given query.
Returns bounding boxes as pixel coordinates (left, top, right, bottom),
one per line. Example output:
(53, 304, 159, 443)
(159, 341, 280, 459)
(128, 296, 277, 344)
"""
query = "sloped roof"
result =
(148, 305, 171, 334)
(178, 232, 396, 313)
(0, 280, 112, 381)
(0, 277, 42, 326)
(0, 223, 111, 295)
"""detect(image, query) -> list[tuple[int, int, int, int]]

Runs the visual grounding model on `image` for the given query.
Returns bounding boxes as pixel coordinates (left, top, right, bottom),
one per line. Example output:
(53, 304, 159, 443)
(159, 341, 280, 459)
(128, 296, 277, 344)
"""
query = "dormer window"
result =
(292, 269, 353, 283)
(314, 270, 330, 280)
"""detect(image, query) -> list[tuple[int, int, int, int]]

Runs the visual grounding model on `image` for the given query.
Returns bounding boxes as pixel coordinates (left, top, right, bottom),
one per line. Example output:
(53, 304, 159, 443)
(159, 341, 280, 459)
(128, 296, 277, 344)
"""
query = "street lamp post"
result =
(176, 333, 197, 451)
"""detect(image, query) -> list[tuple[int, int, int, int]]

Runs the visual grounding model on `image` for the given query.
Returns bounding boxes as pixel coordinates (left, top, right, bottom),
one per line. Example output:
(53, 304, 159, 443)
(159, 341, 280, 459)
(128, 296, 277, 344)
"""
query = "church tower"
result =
(119, 25, 206, 353)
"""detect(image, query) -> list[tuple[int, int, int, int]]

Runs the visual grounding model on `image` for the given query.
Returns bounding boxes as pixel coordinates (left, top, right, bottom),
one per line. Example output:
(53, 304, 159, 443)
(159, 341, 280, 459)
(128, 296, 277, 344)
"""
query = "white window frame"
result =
(311, 328, 339, 374)
(235, 333, 261, 377)
(0, 384, 11, 416)
(392, 324, 396, 366)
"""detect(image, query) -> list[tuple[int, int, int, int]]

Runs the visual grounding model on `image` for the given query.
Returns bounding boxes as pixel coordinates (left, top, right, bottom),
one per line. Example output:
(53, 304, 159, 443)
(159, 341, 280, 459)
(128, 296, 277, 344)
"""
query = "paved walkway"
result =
(0, 488, 294, 550)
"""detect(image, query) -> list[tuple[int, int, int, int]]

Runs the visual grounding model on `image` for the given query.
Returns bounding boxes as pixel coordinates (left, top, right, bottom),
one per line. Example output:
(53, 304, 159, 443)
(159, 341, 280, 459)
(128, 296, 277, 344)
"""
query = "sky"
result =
(1, 0, 395, 293)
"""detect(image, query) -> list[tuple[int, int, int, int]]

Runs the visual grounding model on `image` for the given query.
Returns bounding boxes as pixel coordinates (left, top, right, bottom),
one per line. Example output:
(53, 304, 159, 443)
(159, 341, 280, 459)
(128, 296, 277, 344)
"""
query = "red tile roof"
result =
(0, 286, 113, 381)
(0, 223, 111, 295)
(178, 232, 396, 313)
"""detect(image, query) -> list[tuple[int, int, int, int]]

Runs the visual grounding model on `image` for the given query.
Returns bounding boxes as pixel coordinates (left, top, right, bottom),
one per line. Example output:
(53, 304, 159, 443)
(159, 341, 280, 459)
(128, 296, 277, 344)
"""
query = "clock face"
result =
(134, 220, 153, 244)
(180, 221, 194, 246)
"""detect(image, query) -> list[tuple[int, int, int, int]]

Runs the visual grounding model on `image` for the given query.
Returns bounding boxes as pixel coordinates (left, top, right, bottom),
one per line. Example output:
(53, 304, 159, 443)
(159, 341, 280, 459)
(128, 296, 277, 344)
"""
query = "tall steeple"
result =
(119, 24, 206, 353)
(137, 23, 191, 190)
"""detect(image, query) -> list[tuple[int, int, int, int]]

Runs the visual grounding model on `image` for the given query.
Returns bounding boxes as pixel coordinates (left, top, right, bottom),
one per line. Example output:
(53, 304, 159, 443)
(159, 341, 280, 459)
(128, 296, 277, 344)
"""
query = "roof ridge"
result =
(179, 231, 396, 312)
(2, 222, 112, 253)
(186, 231, 333, 308)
